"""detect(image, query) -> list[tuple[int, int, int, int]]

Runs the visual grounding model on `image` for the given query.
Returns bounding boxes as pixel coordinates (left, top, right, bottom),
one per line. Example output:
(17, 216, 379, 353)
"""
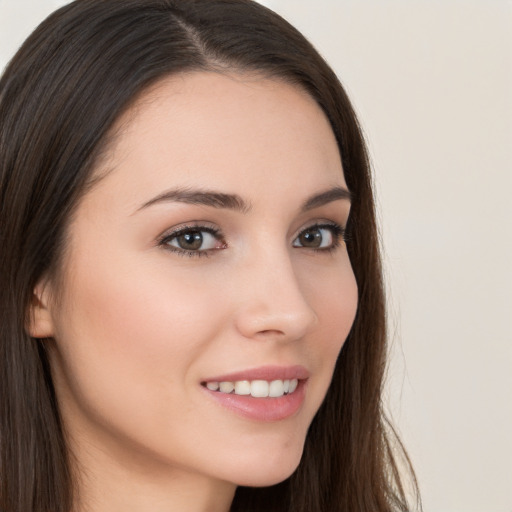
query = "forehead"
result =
(89, 72, 346, 209)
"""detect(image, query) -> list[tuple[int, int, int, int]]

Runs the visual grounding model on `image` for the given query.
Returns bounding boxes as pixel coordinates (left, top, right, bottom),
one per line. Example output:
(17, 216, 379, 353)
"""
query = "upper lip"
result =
(202, 365, 310, 383)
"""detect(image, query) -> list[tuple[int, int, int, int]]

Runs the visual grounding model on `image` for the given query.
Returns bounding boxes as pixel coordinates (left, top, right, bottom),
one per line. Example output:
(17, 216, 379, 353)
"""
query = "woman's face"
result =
(38, 73, 358, 490)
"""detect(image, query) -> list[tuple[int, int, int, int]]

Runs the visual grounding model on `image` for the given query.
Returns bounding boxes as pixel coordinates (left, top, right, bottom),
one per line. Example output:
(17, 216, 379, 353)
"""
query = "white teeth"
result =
(219, 381, 234, 393)
(206, 381, 219, 391)
(205, 378, 300, 397)
(251, 380, 269, 397)
(269, 380, 284, 397)
(234, 380, 251, 395)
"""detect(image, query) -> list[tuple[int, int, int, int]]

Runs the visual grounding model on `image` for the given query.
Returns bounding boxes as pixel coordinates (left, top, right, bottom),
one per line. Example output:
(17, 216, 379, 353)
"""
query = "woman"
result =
(0, 1, 420, 511)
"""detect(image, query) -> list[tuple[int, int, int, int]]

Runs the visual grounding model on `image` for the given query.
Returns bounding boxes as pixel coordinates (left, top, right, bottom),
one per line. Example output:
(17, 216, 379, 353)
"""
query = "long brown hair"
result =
(0, 1, 420, 511)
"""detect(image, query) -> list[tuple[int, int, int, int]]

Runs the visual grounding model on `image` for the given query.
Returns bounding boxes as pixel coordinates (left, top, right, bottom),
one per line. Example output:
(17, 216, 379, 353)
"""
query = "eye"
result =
(292, 223, 345, 250)
(160, 226, 225, 256)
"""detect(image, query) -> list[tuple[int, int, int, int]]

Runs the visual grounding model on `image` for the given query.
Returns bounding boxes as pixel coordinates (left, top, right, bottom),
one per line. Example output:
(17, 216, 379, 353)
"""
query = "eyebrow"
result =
(137, 188, 251, 213)
(136, 185, 351, 214)
(300, 186, 351, 211)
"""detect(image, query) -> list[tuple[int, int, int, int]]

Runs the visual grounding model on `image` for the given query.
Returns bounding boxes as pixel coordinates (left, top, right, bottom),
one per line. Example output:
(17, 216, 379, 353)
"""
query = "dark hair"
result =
(0, 1, 420, 511)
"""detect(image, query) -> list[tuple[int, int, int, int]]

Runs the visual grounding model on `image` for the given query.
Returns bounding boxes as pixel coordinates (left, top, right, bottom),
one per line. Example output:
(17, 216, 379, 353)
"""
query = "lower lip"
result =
(202, 380, 307, 422)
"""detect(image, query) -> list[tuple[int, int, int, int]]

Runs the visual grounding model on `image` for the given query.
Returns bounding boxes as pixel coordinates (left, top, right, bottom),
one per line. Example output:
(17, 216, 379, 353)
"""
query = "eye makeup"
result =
(292, 222, 347, 253)
(158, 223, 226, 258)
(157, 219, 348, 259)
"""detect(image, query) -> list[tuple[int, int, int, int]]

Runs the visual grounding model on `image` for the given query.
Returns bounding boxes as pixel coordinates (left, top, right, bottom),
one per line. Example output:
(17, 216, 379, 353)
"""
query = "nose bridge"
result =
(234, 241, 318, 341)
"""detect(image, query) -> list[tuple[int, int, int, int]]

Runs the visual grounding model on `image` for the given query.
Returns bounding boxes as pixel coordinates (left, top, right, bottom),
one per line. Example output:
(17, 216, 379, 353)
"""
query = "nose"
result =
(233, 248, 318, 342)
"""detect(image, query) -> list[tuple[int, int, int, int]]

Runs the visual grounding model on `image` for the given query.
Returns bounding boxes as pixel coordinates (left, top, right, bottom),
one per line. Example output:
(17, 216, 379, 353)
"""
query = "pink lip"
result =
(201, 365, 309, 422)
(202, 364, 310, 383)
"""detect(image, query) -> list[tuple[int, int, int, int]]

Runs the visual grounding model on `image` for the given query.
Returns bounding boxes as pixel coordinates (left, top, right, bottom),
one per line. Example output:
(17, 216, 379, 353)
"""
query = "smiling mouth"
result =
(201, 379, 300, 398)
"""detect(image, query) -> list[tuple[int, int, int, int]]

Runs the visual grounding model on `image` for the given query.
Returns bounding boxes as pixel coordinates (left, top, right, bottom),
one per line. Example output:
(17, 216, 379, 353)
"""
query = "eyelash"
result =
(158, 224, 222, 258)
(158, 222, 348, 258)
(295, 222, 348, 253)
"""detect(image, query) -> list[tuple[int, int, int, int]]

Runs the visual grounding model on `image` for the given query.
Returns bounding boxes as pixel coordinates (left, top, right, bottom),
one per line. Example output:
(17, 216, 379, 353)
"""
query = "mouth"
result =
(200, 366, 309, 421)
(201, 378, 299, 398)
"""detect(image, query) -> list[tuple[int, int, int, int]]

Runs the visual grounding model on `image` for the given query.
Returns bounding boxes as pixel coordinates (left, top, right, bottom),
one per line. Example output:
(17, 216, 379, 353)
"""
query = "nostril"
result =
(255, 329, 285, 336)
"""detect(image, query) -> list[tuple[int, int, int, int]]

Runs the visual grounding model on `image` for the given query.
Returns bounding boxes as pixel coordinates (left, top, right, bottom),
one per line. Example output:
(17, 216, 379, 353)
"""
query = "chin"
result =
(233, 468, 300, 488)
(225, 445, 304, 488)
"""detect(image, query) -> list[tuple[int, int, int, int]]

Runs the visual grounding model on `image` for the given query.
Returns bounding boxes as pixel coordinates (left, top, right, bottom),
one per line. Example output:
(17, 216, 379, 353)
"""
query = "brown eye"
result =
(176, 231, 203, 250)
(297, 228, 324, 248)
(163, 227, 222, 254)
(293, 224, 341, 250)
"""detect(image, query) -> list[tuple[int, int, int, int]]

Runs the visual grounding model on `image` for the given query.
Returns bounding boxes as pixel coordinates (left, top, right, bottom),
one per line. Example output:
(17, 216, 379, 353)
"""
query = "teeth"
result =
(269, 379, 284, 397)
(251, 380, 269, 397)
(219, 381, 234, 393)
(205, 378, 299, 398)
(234, 380, 251, 395)
(288, 378, 298, 393)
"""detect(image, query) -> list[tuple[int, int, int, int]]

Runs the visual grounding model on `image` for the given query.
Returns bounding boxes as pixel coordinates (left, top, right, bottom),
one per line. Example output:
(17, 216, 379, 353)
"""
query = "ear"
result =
(27, 279, 55, 339)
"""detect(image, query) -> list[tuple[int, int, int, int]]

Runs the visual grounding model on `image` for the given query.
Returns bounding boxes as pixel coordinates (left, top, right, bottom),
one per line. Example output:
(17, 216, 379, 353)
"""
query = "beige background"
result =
(1, 1, 511, 511)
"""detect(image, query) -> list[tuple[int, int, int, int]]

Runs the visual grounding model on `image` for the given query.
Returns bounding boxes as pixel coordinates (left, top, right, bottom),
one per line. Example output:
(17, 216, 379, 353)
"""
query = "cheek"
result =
(328, 270, 358, 349)
(56, 266, 220, 376)
(309, 256, 358, 334)
(303, 259, 358, 385)
(49, 250, 227, 432)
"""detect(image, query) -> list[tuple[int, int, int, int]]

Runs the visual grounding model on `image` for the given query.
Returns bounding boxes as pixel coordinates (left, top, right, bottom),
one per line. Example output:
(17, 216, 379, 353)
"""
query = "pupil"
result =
(300, 229, 322, 247)
(178, 231, 203, 250)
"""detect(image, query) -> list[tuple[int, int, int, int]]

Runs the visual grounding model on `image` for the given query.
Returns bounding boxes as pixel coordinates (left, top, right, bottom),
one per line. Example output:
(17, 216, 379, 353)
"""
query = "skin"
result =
(30, 72, 358, 512)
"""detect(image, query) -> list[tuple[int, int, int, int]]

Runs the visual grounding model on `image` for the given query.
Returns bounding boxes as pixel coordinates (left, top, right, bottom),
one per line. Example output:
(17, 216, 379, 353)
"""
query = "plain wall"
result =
(1, 1, 511, 511)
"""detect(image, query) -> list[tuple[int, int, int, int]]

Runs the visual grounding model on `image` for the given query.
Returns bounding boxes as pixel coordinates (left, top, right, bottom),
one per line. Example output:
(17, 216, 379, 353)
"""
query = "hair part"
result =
(0, 1, 420, 511)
